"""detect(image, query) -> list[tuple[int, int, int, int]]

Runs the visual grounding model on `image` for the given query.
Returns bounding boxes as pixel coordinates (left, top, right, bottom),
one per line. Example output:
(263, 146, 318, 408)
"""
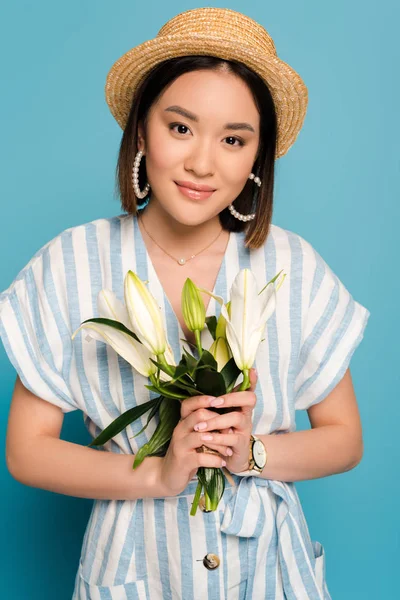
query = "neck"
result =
(137, 197, 224, 255)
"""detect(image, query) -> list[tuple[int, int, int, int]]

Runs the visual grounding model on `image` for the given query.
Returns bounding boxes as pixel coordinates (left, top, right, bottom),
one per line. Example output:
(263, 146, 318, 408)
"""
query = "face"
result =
(137, 68, 260, 227)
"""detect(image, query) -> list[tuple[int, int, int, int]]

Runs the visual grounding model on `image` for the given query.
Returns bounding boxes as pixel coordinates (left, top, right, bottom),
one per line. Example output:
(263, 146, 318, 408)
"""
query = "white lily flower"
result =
(124, 270, 167, 355)
(222, 269, 276, 370)
(71, 288, 175, 380)
(71, 290, 157, 377)
(97, 288, 132, 330)
(198, 269, 285, 371)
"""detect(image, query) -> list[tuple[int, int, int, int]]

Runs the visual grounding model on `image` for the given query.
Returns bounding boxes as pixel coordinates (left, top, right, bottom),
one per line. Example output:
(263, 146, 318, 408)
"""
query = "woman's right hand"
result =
(159, 395, 232, 497)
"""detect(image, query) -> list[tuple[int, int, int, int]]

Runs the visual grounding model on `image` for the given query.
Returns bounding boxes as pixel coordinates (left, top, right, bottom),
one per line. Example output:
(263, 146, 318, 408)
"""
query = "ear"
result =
(137, 121, 146, 154)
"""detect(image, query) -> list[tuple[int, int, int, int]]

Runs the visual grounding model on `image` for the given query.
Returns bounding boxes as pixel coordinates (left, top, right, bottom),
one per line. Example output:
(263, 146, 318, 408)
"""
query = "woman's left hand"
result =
(192, 368, 258, 473)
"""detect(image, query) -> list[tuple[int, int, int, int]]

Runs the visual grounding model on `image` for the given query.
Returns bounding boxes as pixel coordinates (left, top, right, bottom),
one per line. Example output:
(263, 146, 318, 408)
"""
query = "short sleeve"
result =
(294, 247, 371, 410)
(0, 240, 78, 413)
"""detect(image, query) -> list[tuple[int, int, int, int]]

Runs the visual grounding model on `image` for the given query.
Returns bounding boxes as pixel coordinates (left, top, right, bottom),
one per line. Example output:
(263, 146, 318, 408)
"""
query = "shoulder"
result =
(267, 223, 316, 258)
(262, 223, 323, 283)
(0, 214, 126, 302)
(52, 213, 127, 249)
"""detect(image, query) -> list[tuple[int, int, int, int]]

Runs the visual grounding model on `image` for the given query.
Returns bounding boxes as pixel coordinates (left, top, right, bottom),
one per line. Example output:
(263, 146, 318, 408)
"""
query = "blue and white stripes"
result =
(0, 213, 370, 599)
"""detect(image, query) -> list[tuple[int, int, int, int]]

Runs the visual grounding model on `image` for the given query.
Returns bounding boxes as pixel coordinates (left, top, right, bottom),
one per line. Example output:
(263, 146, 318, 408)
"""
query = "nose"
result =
(184, 138, 215, 178)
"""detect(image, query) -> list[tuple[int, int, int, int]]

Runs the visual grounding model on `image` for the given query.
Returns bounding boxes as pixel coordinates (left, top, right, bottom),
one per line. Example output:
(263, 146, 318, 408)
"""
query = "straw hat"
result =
(105, 7, 308, 159)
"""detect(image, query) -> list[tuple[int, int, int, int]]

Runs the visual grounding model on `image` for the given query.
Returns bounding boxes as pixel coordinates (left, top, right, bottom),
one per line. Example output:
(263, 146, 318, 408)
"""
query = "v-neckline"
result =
(133, 214, 233, 348)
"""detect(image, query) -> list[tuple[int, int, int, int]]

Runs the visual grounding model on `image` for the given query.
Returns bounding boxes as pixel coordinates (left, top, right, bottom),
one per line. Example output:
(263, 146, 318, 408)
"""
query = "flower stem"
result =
(239, 369, 250, 391)
(194, 330, 203, 356)
(157, 353, 175, 377)
(190, 480, 203, 516)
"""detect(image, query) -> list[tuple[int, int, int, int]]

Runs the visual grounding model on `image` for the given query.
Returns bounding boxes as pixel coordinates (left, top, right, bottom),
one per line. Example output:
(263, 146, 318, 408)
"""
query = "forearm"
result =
(8, 435, 166, 501)
(257, 425, 363, 482)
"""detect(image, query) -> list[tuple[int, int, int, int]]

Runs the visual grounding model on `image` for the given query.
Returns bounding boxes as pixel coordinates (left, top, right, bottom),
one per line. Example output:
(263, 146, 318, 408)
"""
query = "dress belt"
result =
(180, 473, 300, 539)
(177, 474, 326, 599)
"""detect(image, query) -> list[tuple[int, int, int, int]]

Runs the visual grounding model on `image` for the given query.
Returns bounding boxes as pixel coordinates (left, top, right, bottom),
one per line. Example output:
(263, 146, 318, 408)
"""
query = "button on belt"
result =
(203, 553, 220, 570)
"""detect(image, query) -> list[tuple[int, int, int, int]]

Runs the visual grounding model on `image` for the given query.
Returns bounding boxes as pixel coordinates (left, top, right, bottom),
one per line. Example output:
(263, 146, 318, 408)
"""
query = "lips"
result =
(174, 180, 216, 192)
(175, 181, 215, 201)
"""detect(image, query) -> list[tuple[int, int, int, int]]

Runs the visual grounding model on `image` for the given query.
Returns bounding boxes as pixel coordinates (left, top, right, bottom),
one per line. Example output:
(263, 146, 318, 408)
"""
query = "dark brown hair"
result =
(116, 55, 278, 249)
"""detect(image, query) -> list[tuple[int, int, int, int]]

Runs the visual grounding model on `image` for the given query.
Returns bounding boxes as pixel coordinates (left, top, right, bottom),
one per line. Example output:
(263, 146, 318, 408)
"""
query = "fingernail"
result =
(194, 422, 207, 431)
(229, 428, 233, 433)
(221, 460, 227, 467)
(210, 397, 224, 407)
(226, 448, 233, 456)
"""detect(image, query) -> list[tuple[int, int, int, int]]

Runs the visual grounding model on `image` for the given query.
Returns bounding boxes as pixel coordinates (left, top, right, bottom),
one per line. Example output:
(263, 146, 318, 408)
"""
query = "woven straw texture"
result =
(105, 7, 308, 159)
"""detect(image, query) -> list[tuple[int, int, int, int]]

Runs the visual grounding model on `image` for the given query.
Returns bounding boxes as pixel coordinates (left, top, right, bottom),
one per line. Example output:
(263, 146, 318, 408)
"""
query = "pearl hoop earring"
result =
(228, 173, 261, 222)
(132, 150, 151, 200)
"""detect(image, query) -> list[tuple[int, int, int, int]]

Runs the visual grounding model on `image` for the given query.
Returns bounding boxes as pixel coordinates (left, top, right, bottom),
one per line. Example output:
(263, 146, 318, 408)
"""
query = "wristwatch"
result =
(248, 434, 267, 473)
(231, 434, 268, 476)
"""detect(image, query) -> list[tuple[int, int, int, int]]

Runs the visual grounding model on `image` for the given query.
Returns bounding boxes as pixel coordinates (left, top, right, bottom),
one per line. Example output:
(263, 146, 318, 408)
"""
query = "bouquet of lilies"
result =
(71, 267, 285, 515)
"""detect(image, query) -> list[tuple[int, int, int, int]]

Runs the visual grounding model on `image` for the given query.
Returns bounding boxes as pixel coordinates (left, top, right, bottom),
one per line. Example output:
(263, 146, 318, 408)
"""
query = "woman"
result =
(1, 7, 370, 600)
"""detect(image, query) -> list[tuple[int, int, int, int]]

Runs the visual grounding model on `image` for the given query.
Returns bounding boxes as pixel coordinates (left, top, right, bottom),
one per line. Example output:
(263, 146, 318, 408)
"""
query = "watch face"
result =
(253, 440, 266, 468)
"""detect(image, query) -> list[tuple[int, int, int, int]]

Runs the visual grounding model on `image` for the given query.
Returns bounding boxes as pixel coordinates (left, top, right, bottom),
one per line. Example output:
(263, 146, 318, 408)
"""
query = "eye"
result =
(224, 136, 245, 147)
(169, 123, 191, 136)
(169, 123, 245, 147)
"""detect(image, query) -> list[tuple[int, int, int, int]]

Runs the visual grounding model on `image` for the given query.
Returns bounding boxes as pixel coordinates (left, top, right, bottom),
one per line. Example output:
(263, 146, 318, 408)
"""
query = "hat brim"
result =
(105, 34, 308, 159)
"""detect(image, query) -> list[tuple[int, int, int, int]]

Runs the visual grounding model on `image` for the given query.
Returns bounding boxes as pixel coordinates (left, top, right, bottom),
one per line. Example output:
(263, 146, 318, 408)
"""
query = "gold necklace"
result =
(139, 216, 224, 266)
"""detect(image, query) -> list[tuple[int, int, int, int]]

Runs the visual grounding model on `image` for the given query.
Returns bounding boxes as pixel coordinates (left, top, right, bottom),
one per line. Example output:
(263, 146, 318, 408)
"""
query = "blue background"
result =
(0, 1, 398, 598)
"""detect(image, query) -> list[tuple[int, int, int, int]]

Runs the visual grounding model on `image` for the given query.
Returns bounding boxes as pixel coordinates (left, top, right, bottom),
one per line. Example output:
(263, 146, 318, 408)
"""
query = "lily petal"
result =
(225, 320, 245, 371)
(259, 287, 277, 325)
(73, 321, 157, 377)
(220, 303, 231, 323)
(124, 271, 167, 354)
(223, 268, 284, 372)
(195, 287, 225, 306)
(98, 289, 132, 330)
(230, 270, 260, 358)
(258, 280, 276, 317)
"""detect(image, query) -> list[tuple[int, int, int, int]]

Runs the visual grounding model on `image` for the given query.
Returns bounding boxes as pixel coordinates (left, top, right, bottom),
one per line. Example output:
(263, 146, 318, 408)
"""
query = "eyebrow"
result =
(164, 105, 256, 133)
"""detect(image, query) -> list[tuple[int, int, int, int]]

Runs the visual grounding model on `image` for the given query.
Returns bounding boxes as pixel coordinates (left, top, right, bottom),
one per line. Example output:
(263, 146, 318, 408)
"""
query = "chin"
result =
(158, 201, 219, 227)
(179, 208, 223, 227)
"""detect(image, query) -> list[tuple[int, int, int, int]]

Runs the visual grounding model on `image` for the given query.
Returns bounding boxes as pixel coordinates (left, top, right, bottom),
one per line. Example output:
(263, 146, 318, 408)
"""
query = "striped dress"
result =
(0, 213, 370, 600)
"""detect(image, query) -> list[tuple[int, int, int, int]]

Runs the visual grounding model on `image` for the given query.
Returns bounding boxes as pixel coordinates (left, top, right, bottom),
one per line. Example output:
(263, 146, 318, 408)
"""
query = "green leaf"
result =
(220, 357, 241, 390)
(150, 358, 178, 378)
(180, 338, 198, 353)
(133, 443, 150, 468)
(197, 467, 225, 511)
(190, 480, 203, 516)
(205, 316, 217, 341)
(133, 398, 181, 468)
(195, 367, 226, 396)
(88, 396, 160, 447)
(130, 395, 164, 438)
(198, 349, 218, 371)
(150, 360, 197, 394)
(145, 384, 187, 400)
(171, 363, 190, 381)
(81, 317, 141, 344)
(167, 379, 199, 396)
(182, 347, 198, 374)
(147, 440, 171, 457)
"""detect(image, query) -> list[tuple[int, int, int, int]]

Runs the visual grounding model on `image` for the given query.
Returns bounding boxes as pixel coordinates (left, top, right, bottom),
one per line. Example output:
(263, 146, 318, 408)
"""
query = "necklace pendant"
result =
(178, 257, 186, 265)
